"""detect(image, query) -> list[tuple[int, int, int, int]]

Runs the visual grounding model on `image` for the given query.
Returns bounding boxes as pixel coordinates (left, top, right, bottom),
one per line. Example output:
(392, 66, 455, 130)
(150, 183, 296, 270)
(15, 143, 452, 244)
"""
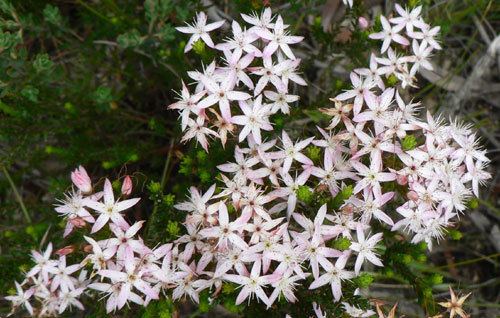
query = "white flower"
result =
(47, 256, 81, 292)
(232, 95, 273, 144)
(199, 202, 248, 250)
(308, 253, 354, 302)
(223, 259, 272, 306)
(197, 73, 251, 121)
(216, 21, 261, 59)
(84, 178, 140, 233)
(369, 16, 409, 53)
(168, 81, 206, 131)
(264, 90, 299, 114)
(176, 12, 225, 52)
(26, 243, 58, 283)
(5, 282, 34, 316)
(390, 4, 425, 33)
(181, 117, 219, 152)
(350, 226, 384, 274)
(98, 249, 158, 309)
(278, 131, 314, 173)
(257, 15, 303, 59)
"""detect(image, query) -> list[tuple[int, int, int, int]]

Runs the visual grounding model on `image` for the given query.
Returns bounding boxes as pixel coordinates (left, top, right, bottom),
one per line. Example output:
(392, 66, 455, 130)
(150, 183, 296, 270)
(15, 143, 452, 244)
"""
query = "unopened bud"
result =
(317, 183, 329, 193)
(407, 190, 419, 202)
(342, 204, 354, 215)
(56, 245, 75, 256)
(83, 244, 93, 253)
(358, 17, 369, 29)
(69, 217, 87, 228)
(71, 165, 92, 193)
(396, 174, 408, 185)
(121, 175, 133, 196)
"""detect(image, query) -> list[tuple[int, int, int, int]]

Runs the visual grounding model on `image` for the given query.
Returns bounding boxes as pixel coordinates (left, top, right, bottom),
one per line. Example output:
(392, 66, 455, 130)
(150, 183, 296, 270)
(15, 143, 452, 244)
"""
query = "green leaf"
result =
(33, 53, 54, 73)
(330, 237, 351, 251)
(21, 85, 39, 103)
(0, 0, 14, 14)
(198, 290, 212, 312)
(163, 194, 175, 207)
(117, 29, 144, 49)
(447, 229, 463, 240)
(355, 273, 374, 288)
(145, 0, 173, 23)
(0, 99, 19, 117)
(92, 86, 113, 105)
(166, 220, 180, 237)
(157, 24, 175, 42)
(192, 39, 206, 55)
(402, 134, 418, 151)
(330, 184, 354, 209)
(43, 4, 62, 26)
(306, 145, 321, 163)
(303, 109, 329, 123)
(0, 31, 19, 50)
(297, 185, 313, 203)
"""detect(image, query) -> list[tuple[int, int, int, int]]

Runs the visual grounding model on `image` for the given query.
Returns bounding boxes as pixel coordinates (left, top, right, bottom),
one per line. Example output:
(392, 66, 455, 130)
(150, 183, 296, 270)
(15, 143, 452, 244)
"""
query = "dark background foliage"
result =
(0, 0, 499, 317)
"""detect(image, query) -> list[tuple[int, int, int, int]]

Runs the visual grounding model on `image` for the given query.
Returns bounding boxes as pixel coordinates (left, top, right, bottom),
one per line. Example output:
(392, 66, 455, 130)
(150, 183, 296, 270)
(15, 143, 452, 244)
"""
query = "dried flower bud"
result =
(56, 245, 75, 256)
(83, 244, 93, 253)
(121, 175, 133, 196)
(71, 165, 92, 193)
(69, 217, 87, 228)
(317, 183, 329, 193)
(342, 204, 354, 215)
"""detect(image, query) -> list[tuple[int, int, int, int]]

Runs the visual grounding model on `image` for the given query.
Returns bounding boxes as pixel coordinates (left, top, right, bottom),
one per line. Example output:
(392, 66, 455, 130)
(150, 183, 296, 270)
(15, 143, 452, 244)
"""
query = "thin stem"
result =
(75, 0, 113, 23)
(437, 252, 500, 269)
(160, 139, 175, 190)
(146, 139, 175, 237)
(2, 166, 31, 223)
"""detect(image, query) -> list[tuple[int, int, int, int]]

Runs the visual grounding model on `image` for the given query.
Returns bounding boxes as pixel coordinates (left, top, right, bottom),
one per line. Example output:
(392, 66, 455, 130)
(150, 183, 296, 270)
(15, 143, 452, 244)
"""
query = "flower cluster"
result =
(170, 8, 305, 151)
(5, 243, 87, 316)
(168, 4, 491, 315)
(366, 4, 441, 89)
(6, 168, 152, 316)
(5, 4, 491, 318)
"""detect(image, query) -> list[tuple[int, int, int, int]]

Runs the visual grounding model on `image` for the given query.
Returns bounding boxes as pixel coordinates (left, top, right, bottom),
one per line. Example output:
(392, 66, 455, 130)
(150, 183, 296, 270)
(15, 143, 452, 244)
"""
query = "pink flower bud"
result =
(71, 165, 92, 193)
(83, 244, 93, 253)
(56, 245, 75, 256)
(396, 174, 408, 185)
(121, 175, 133, 196)
(407, 190, 419, 202)
(342, 204, 354, 215)
(358, 17, 369, 30)
(69, 217, 87, 228)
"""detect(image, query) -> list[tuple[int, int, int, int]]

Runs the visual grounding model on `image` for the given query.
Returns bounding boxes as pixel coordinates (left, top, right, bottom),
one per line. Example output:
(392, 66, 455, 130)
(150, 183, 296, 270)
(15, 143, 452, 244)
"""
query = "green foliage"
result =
(329, 184, 354, 210)
(43, 4, 62, 26)
(354, 273, 374, 289)
(330, 236, 352, 251)
(0, 0, 200, 299)
(447, 229, 463, 241)
(297, 185, 313, 204)
(402, 134, 418, 151)
(306, 145, 321, 163)
(117, 29, 144, 48)
(32, 53, 54, 73)
(467, 197, 479, 209)
(141, 298, 175, 318)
